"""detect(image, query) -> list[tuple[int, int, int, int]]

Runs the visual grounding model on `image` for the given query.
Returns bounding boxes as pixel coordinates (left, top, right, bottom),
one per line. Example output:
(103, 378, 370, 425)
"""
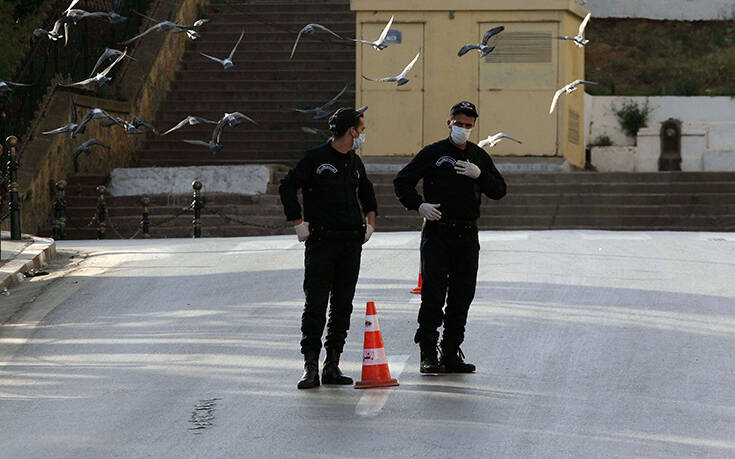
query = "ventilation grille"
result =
(484, 32, 553, 64)
(568, 109, 580, 145)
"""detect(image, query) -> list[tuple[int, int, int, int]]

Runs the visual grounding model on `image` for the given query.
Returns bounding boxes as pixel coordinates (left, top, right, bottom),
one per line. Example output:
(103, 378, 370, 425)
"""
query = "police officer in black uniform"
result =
(279, 106, 378, 389)
(393, 101, 507, 374)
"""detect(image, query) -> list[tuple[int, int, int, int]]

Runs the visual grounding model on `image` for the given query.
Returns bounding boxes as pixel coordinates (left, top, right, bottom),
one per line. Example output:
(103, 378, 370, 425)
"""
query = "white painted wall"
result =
(584, 0, 735, 20)
(108, 166, 271, 197)
(585, 94, 735, 171)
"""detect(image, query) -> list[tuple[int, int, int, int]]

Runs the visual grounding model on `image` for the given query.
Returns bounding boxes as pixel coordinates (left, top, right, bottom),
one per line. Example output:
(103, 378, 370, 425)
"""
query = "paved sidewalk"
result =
(0, 231, 56, 292)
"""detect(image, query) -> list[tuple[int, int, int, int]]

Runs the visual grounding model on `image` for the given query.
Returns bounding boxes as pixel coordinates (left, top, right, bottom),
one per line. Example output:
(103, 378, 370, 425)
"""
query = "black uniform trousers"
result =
(414, 221, 480, 346)
(300, 235, 363, 354)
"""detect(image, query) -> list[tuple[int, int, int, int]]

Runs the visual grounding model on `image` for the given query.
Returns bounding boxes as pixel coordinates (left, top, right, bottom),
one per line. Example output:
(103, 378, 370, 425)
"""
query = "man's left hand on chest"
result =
(454, 160, 481, 179)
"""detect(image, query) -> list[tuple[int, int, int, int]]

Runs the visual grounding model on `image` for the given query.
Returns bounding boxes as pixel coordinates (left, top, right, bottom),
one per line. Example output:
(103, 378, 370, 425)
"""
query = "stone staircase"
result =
(53, 170, 735, 239)
(47, 1, 735, 238)
(134, 0, 355, 167)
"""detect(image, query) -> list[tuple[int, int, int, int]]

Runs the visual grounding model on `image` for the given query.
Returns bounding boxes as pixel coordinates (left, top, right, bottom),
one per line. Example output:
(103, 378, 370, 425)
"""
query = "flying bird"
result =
(182, 112, 258, 154)
(291, 83, 349, 119)
(120, 10, 196, 44)
(72, 108, 121, 138)
(458, 26, 504, 57)
(103, 116, 158, 135)
(104, 0, 128, 24)
(72, 138, 111, 160)
(61, 48, 128, 88)
(549, 80, 599, 114)
(200, 29, 244, 69)
(162, 116, 218, 136)
(42, 97, 83, 136)
(33, 28, 64, 41)
(478, 133, 522, 149)
(290, 24, 344, 60)
(0, 80, 31, 93)
(89, 48, 136, 77)
(64, 0, 80, 15)
(555, 12, 591, 47)
(301, 127, 332, 140)
(362, 51, 421, 86)
(350, 15, 394, 51)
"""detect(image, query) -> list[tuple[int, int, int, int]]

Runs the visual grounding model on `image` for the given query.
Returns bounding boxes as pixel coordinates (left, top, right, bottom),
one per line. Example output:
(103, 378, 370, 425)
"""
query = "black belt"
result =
(310, 224, 366, 241)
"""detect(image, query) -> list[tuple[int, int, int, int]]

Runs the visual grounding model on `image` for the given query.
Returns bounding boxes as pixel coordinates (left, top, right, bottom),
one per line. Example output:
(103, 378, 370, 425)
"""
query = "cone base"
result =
(354, 378, 399, 389)
(410, 287, 421, 294)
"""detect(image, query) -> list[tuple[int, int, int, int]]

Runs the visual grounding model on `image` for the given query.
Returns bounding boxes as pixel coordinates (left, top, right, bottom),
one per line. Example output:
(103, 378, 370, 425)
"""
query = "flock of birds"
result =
(0, 2, 599, 160)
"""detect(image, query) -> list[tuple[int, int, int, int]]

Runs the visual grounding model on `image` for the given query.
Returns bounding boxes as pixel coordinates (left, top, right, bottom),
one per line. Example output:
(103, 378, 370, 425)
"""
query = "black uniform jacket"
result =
(279, 141, 378, 230)
(393, 138, 507, 221)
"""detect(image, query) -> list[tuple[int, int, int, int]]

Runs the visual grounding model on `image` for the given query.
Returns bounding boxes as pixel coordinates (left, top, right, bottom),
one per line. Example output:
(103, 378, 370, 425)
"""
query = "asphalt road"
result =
(1, 230, 734, 457)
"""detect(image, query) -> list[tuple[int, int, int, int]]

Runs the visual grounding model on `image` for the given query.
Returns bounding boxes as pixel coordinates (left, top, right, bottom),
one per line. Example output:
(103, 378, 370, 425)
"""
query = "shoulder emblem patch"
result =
(316, 163, 338, 174)
(435, 156, 457, 167)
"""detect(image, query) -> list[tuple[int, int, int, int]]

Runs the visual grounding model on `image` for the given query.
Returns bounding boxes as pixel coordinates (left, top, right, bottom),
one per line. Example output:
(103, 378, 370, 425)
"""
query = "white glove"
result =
(454, 160, 481, 179)
(294, 221, 310, 242)
(418, 203, 442, 221)
(364, 224, 374, 243)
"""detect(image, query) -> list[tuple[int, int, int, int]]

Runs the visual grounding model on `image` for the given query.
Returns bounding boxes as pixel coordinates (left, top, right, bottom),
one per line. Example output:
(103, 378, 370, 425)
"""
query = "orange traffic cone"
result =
(410, 273, 422, 294)
(355, 302, 399, 389)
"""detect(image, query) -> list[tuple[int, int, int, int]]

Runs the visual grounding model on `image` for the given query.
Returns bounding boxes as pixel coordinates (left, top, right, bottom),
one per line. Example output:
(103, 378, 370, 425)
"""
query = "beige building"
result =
(351, 0, 589, 167)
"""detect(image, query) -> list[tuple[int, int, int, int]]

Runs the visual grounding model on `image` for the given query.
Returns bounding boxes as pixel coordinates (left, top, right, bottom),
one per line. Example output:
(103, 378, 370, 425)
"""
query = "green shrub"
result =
(590, 135, 613, 147)
(612, 99, 652, 139)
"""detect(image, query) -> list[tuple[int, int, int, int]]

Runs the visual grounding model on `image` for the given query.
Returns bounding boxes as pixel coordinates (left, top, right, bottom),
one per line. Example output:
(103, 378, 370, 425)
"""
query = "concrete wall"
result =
(584, 0, 735, 20)
(585, 94, 735, 171)
(351, 0, 589, 167)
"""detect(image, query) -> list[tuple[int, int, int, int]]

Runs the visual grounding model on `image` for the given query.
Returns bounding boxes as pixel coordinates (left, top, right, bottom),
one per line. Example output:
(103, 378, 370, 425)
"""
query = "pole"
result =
(6, 136, 21, 240)
(192, 180, 202, 238)
(96, 185, 106, 240)
(53, 180, 67, 240)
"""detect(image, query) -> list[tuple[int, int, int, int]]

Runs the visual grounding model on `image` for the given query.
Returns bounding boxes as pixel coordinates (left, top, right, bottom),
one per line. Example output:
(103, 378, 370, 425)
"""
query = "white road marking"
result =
(355, 354, 410, 417)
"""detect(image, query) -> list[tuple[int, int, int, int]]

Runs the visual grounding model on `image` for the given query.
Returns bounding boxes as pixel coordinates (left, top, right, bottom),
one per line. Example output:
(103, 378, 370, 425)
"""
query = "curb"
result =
(0, 235, 57, 292)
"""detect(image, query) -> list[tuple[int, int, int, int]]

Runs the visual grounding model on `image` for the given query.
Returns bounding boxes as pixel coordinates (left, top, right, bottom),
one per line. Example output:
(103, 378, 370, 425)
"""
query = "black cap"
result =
(328, 106, 368, 132)
(451, 101, 479, 118)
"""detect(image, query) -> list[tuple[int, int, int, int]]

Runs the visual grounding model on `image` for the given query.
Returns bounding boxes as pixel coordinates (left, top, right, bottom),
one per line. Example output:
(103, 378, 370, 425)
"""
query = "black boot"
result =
(419, 340, 442, 374)
(440, 342, 476, 373)
(321, 349, 353, 385)
(297, 351, 320, 389)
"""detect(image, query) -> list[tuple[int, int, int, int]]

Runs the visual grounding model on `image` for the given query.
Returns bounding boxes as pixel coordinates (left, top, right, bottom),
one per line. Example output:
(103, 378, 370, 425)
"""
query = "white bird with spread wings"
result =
(350, 15, 394, 51)
(478, 133, 522, 149)
(289, 24, 344, 60)
(200, 29, 245, 70)
(362, 51, 421, 87)
(549, 80, 598, 114)
(555, 12, 591, 48)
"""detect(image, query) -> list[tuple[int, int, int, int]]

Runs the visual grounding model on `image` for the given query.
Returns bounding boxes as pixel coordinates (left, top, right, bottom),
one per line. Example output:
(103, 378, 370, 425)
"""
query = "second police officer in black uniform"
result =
(394, 101, 507, 374)
(279, 106, 378, 389)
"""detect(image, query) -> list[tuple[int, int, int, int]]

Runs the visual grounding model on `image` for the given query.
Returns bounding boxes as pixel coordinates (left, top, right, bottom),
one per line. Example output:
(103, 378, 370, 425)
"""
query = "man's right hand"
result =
(294, 221, 310, 242)
(418, 203, 442, 221)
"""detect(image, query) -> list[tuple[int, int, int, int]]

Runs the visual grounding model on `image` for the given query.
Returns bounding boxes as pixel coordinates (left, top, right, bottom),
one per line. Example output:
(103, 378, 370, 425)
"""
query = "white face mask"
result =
(450, 125, 472, 144)
(352, 133, 366, 150)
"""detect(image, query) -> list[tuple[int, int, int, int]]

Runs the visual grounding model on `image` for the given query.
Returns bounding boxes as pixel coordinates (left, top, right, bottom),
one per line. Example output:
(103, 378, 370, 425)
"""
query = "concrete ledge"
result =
(108, 165, 272, 196)
(0, 233, 56, 292)
(591, 146, 637, 172)
(703, 151, 735, 172)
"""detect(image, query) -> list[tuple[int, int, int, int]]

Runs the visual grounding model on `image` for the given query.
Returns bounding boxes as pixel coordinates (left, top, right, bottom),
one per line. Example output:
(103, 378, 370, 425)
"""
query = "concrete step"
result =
(367, 181, 735, 194)
(165, 88, 357, 101)
(204, 13, 354, 24)
(208, 3, 351, 14)
(65, 193, 282, 208)
(188, 40, 355, 53)
(174, 64, 355, 78)
(178, 59, 354, 72)
(170, 76, 353, 91)
(181, 49, 354, 61)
